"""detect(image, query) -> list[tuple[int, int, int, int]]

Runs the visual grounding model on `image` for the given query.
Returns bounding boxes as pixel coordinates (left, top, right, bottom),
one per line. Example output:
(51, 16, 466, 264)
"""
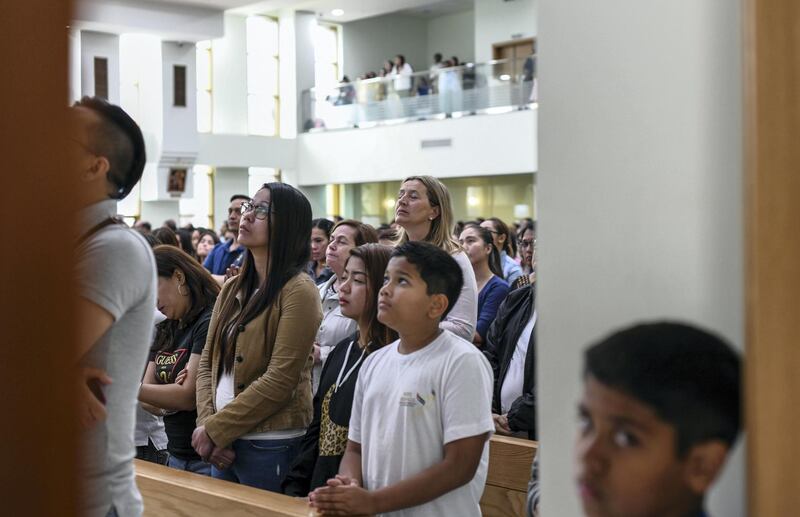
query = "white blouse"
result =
(441, 251, 478, 341)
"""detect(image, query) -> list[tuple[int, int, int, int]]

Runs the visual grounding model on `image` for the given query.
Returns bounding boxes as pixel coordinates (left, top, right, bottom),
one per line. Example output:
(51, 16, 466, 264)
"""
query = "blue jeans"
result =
(211, 436, 302, 493)
(167, 455, 212, 476)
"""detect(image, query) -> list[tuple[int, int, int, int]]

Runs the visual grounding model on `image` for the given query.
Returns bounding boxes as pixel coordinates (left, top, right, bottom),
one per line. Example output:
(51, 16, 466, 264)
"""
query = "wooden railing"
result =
(135, 459, 311, 516)
(135, 436, 537, 517)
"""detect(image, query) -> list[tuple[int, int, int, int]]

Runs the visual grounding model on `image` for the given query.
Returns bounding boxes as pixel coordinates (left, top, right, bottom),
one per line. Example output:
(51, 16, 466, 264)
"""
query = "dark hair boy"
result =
(576, 322, 741, 517)
(310, 241, 495, 516)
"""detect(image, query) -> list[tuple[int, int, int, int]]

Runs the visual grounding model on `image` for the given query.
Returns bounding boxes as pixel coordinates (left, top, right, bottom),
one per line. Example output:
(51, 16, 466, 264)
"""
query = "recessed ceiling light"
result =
(331, 8, 344, 16)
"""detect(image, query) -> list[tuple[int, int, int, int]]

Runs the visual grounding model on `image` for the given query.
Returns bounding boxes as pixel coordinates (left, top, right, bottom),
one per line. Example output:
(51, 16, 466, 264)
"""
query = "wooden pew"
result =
(135, 459, 311, 516)
(136, 435, 537, 516)
(480, 436, 538, 517)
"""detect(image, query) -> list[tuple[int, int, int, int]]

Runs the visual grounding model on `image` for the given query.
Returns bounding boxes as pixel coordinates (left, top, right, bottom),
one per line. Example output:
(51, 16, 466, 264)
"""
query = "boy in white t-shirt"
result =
(309, 241, 495, 516)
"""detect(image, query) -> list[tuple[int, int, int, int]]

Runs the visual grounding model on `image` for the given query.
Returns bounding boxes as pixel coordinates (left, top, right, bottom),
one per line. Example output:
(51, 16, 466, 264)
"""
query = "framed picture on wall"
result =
(167, 168, 187, 196)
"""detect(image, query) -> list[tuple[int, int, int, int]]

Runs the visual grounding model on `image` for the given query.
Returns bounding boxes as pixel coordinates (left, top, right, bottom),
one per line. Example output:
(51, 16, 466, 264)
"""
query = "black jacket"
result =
(483, 284, 536, 439)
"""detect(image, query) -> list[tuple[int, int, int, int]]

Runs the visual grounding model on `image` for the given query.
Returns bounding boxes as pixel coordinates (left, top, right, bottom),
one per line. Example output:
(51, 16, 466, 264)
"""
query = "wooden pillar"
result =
(0, 2, 78, 515)
(744, 0, 800, 513)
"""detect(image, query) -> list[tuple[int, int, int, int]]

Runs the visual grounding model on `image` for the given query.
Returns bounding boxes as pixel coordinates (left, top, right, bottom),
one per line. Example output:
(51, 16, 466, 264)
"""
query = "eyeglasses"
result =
(520, 239, 536, 248)
(240, 201, 271, 220)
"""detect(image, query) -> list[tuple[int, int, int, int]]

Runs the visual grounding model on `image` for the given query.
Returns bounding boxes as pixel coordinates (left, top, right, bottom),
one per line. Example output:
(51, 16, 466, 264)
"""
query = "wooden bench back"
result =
(135, 435, 537, 516)
(481, 436, 538, 517)
(135, 459, 311, 516)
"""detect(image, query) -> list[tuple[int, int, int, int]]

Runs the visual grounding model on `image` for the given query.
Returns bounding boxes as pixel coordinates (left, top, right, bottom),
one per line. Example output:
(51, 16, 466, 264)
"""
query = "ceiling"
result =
(146, 0, 474, 22)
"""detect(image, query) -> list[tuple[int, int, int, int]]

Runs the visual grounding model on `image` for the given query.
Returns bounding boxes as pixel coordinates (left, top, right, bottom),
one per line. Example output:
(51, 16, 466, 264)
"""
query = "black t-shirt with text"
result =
(148, 307, 213, 460)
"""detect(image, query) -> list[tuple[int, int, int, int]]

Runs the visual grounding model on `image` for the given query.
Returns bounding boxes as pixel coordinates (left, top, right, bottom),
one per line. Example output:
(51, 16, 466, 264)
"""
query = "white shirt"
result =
(314, 276, 358, 393)
(440, 252, 478, 341)
(134, 310, 169, 449)
(500, 310, 537, 414)
(134, 405, 168, 449)
(349, 330, 495, 516)
(215, 372, 305, 440)
(392, 62, 414, 91)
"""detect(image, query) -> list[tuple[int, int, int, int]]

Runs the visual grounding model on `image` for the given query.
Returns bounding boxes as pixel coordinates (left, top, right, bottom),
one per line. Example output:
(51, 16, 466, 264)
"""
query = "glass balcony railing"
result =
(301, 56, 537, 132)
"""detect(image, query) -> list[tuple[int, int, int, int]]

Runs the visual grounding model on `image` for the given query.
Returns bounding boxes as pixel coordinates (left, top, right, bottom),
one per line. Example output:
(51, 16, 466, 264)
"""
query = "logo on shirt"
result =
(154, 348, 188, 384)
(399, 391, 436, 408)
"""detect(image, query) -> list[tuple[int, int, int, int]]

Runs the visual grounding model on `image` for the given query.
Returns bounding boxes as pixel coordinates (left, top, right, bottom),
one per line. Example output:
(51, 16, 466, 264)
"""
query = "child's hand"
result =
(493, 413, 513, 435)
(327, 474, 358, 487)
(308, 483, 375, 516)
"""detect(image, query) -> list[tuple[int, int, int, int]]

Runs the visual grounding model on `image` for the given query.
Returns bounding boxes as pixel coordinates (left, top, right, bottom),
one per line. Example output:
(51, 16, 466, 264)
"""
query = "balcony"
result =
(302, 57, 537, 132)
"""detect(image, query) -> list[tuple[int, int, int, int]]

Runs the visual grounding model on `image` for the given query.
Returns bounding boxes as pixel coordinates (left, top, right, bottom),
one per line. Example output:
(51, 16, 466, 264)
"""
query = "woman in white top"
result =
(393, 175, 478, 341)
(313, 220, 378, 392)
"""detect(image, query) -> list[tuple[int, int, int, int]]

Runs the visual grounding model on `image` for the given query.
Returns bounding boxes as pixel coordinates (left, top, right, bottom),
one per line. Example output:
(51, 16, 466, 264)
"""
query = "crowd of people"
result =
(312, 49, 537, 130)
(75, 95, 742, 517)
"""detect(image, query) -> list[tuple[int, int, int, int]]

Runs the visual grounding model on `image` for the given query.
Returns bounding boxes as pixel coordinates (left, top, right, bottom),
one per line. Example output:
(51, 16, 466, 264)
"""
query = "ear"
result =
(427, 293, 449, 320)
(173, 269, 185, 285)
(682, 441, 730, 495)
(429, 205, 440, 221)
(84, 155, 111, 183)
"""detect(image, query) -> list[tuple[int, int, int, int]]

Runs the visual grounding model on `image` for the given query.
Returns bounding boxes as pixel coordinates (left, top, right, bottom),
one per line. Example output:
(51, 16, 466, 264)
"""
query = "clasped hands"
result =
(191, 425, 236, 470)
(493, 413, 512, 436)
(308, 475, 375, 516)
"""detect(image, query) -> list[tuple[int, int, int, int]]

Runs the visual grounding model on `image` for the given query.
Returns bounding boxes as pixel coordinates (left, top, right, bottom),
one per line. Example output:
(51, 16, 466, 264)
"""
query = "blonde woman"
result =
(393, 175, 478, 341)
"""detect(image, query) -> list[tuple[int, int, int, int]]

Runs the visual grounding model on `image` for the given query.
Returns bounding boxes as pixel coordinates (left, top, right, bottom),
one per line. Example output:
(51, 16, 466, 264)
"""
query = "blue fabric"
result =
(167, 455, 212, 476)
(477, 275, 510, 341)
(211, 436, 303, 493)
(202, 239, 244, 275)
(501, 252, 523, 286)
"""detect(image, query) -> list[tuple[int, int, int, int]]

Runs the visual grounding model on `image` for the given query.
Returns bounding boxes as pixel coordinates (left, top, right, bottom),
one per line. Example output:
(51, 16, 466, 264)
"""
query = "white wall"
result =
(474, 0, 537, 63)
(140, 200, 179, 227)
(69, 28, 82, 103)
(537, 1, 744, 517)
(162, 41, 198, 154)
(294, 12, 318, 137)
(80, 31, 120, 103)
(296, 109, 537, 185)
(196, 133, 296, 169)
(120, 34, 165, 203)
(213, 167, 249, 230)
(73, 0, 224, 42)
(212, 14, 248, 135)
(298, 185, 327, 219)
(341, 14, 430, 79)
(427, 9, 475, 64)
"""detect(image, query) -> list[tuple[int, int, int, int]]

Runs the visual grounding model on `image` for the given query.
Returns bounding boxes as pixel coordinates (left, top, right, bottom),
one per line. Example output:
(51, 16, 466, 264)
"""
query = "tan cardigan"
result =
(196, 272, 323, 448)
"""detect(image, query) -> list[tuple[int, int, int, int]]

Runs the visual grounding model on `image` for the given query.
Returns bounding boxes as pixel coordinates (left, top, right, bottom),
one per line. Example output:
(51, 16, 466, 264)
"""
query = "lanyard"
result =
(334, 340, 366, 393)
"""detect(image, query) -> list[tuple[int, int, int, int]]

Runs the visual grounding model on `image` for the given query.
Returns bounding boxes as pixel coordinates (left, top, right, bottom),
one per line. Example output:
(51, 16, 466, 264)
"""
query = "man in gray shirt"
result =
(71, 96, 155, 517)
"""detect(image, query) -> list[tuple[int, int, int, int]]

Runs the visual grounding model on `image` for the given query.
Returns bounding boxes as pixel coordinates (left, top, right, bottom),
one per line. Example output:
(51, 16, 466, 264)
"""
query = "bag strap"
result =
(77, 217, 125, 247)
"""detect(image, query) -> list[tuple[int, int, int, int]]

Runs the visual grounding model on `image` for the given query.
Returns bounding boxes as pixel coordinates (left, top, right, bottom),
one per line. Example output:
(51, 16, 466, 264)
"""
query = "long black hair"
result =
(465, 223, 503, 278)
(213, 182, 313, 372)
(311, 218, 334, 238)
(176, 228, 196, 258)
(347, 244, 397, 352)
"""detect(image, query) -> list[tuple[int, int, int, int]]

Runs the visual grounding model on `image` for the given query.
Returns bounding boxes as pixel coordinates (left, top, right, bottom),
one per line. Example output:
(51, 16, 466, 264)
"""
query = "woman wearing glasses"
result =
(511, 222, 536, 291)
(193, 183, 322, 493)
